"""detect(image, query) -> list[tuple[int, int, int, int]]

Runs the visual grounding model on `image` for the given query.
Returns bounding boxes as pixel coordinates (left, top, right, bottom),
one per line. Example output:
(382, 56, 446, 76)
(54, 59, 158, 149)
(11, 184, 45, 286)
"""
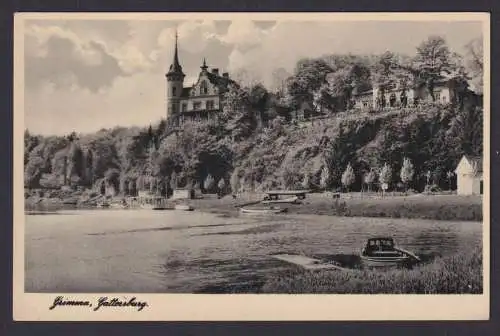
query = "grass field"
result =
(261, 246, 483, 294)
(191, 193, 483, 221)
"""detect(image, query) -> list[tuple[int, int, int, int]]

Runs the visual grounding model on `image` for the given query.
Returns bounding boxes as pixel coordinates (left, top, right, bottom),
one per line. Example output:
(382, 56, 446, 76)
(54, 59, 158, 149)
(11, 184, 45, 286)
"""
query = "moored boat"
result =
(261, 196, 299, 205)
(174, 204, 194, 211)
(239, 206, 287, 214)
(96, 201, 110, 208)
(360, 237, 420, 269)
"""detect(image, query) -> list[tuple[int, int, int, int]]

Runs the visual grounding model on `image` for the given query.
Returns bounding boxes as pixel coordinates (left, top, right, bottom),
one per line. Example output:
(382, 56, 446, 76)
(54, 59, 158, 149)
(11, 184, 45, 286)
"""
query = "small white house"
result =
(455, 155, 483, 195)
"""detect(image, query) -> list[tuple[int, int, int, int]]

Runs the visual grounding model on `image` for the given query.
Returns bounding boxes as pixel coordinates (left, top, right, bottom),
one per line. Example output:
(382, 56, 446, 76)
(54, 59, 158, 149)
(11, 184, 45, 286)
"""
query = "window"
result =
(193, 102, 201, 110)
(200, 81, 208, 95)
(206, 100, 214, 110)
(172, 86, 177, 96)
(434, 92, 441, 101)
(182, 103, 187, 112)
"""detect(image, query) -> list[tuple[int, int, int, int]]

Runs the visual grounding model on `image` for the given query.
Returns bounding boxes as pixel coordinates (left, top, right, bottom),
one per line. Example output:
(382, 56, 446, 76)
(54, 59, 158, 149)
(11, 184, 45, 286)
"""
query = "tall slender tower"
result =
(165, 30, 185, 125)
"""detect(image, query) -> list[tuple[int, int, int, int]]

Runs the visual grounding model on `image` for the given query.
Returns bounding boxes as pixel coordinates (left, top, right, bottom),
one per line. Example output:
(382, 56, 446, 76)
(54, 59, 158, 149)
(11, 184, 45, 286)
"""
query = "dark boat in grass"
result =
(240, 206, 288, 215)
(360, 237, 420, 269)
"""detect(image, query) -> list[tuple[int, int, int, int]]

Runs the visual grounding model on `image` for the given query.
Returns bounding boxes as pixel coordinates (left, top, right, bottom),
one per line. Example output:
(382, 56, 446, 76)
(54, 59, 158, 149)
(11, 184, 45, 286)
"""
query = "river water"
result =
(25, 209, 482, 293)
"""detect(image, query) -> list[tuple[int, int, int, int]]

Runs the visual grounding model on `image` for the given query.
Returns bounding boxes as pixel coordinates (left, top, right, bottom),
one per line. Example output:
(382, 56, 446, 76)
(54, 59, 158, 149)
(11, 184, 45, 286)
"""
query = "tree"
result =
(24, 156, 45, 189)
(319, 165, 330, 191)
(119, 176, 129, 195)
(230, 168, 241, 194)
(412, 36, 453, 101)
(341, 163, 356, 192)
(446, 171, 454, 191)
(217, 178, 226, 195)
(364, 169, 377, 193)
(301, 173, 310, 190)
(400, 157, 415, 193)
(104, 168, 121, 191)
(67, 142, 84, 186)
(170, 171, 178, 190)
(379, 163, 392, 196)
(204, 174, 215, 192)
(464, 37, 483, 94)
(128, 179, 136, 196)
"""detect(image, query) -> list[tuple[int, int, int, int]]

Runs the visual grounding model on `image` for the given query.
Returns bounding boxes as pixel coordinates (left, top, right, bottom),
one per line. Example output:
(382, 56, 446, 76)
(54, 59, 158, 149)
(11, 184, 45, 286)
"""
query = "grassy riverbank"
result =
(24, 190, 482, 222)
(191, 193, 483, 221)
(261, 246, 483, 294)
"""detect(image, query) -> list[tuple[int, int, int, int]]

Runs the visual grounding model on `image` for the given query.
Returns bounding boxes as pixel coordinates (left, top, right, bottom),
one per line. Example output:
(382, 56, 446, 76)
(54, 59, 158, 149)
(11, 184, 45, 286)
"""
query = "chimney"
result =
(222, 72, 229, 78)
(211, 68, 219, 76)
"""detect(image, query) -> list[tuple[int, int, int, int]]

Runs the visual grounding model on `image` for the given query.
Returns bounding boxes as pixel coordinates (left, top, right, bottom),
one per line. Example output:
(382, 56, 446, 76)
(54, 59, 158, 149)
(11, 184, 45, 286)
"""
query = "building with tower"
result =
(165, 32, 239, 126)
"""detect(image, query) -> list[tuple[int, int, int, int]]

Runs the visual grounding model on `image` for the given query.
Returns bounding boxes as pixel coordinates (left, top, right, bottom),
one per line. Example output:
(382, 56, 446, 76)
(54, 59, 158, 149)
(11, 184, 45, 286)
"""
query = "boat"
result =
(261, 196, 300, 205)
(96, 201, 110, 208)
(239, 206, 287, 214)
(360, 237, 420, 269)
(110, 202, 129, 209)
(174, 204, 194, 211)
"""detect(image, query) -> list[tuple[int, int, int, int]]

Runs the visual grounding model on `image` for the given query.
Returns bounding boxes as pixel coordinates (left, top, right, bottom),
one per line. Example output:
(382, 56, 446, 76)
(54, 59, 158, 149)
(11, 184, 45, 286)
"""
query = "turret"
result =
(165, 30, 185, 124)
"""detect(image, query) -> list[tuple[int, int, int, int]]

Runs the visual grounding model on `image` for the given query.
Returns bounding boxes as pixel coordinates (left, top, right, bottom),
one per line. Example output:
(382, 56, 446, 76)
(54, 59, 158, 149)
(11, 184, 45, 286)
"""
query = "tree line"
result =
(24, 35, 483, 196)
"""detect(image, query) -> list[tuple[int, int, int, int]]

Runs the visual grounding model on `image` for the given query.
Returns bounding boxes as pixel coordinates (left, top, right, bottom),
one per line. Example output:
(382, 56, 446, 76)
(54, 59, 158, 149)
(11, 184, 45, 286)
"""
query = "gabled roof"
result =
(455, 155, 483, 175)
(464, 155, 483, 173)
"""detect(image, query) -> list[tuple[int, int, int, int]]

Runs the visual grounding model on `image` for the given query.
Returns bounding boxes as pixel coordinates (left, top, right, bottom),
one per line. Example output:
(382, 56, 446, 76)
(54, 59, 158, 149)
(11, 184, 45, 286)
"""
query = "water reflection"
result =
(25, 210, 482, 293)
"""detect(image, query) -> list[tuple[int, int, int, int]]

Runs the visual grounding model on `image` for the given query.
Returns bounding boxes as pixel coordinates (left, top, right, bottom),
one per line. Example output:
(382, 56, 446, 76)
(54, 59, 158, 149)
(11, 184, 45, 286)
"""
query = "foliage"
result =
(204, 174, 215, 191)
(379, 163, 392, 189)
(24, 35, 482, 195)
(341, 163, 356, 191)
(319, 166, 330, 190)
(400, 157, 415, 190)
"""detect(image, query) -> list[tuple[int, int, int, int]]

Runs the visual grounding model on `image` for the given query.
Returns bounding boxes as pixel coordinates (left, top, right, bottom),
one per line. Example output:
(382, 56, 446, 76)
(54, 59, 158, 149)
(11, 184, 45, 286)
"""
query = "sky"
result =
(22, 17, 484, 135)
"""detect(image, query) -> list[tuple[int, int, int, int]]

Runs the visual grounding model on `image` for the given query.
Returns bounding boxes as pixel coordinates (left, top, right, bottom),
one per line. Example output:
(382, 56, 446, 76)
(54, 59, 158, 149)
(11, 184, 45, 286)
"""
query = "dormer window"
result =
(200, 81, 208, 95)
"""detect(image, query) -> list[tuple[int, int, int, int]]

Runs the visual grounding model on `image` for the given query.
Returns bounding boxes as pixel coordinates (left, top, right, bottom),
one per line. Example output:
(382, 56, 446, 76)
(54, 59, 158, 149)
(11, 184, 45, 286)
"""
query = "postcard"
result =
(13, 12, 490, 321)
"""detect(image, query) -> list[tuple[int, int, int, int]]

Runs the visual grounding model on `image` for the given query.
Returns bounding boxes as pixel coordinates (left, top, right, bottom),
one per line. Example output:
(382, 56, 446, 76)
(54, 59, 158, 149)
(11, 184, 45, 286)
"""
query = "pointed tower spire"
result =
(167, 29, 184, 77)
(201, 57, 208, 71)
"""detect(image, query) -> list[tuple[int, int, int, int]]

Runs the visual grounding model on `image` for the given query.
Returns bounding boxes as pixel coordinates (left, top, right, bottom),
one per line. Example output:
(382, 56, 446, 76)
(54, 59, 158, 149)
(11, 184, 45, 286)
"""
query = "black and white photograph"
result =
(14, 13, 489, 320)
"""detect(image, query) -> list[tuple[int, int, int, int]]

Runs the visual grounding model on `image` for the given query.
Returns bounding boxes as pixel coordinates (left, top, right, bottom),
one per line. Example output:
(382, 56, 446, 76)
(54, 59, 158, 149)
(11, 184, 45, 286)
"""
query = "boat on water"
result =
(174, 204, 194, 211)
(96, 201, 111, 208)
(240, 206, 287, 214)
(360, 237, 420, 269)
(261, 196, 300, 205)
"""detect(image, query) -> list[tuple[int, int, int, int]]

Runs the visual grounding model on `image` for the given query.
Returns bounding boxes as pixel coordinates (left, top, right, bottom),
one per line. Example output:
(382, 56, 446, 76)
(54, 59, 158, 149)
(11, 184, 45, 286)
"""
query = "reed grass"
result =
(261, 247, 483, 294)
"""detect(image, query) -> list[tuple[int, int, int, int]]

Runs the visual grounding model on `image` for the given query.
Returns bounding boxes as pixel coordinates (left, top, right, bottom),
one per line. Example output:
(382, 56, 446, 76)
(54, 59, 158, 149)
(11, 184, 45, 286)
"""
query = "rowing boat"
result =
(239, 206, 287, 214)
(261, 196, 299, 204)
(174, 204, 194, 211)
(360, 237, 420, 269)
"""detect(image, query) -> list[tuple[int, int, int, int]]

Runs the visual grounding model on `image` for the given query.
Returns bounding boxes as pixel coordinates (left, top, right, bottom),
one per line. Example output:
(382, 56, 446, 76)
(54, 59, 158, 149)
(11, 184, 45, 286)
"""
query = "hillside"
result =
(24, 101, 483, 196)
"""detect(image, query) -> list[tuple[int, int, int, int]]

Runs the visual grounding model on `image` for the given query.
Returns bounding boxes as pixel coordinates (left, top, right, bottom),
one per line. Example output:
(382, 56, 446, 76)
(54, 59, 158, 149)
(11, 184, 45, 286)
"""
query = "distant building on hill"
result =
(455, 155, 483, 195)
(165, 32, 239, 126)
(352, 76, 480, 110)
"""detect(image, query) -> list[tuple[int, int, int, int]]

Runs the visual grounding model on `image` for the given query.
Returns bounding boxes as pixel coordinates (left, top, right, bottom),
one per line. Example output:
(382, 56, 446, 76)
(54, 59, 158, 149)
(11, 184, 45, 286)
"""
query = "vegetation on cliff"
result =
(24, 35, 483, 195)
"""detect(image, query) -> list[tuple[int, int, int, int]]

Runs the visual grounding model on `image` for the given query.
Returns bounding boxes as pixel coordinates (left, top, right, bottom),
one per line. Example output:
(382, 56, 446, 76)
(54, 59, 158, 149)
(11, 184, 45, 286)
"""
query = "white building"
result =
(454, 155, 483, 195)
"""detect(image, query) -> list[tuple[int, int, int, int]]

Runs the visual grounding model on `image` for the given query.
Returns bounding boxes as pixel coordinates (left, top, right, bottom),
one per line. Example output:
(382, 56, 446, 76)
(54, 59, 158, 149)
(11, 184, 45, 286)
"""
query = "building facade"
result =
(165, 33, 238, 126)
(352, 79, 457, 110)
(454, 155, 483, 195)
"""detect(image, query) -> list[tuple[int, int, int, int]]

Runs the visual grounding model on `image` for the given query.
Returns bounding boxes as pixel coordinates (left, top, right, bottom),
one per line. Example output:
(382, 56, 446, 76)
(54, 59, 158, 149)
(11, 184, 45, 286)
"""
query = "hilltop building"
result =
(165, 32, 238, 126)
(352, 76, 480, 110)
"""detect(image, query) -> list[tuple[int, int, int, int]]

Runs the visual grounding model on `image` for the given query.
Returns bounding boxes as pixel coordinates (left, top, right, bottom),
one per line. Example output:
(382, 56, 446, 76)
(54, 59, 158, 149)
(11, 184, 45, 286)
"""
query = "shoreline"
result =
(24, 192, 483, 222)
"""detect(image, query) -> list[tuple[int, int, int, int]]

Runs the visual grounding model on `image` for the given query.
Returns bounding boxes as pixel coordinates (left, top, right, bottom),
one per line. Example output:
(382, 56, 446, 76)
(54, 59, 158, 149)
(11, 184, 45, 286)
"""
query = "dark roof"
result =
(206, 72, 238, 89)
